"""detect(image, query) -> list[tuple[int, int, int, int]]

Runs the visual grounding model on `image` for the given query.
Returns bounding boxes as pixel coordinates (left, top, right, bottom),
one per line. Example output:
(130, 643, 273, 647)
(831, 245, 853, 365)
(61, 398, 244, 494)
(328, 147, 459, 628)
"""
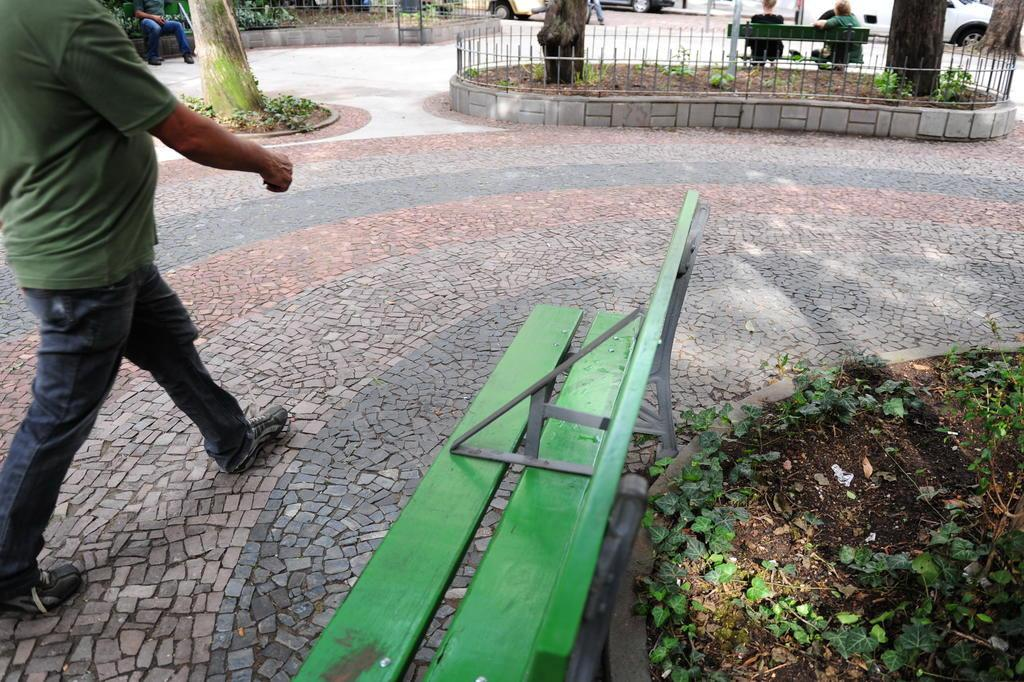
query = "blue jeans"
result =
(590, 0, 605, 22)
(141, 18, 191, 61)
(0, 264, 251, 599)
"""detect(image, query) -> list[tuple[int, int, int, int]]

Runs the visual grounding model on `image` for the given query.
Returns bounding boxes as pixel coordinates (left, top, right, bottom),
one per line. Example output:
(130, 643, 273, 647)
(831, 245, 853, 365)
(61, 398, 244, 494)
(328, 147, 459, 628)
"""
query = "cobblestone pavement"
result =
(1, 108, 1023, 681)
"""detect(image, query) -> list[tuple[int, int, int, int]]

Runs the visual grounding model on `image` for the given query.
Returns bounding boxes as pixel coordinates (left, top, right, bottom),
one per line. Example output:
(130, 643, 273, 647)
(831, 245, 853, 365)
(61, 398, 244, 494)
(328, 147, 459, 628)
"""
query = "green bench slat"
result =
(727, 23, 870, 42)
(424, 312, 639, 680)
(294, 305, 584, 682)
(528, 191, 702, 679)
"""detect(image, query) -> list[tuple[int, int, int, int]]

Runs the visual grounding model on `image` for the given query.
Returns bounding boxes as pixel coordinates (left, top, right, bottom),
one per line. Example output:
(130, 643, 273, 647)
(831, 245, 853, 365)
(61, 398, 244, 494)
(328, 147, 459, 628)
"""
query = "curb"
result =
(450, 77, 1017, 141)
(608, 341, 1024, 680)
(232, 106, 342, 140)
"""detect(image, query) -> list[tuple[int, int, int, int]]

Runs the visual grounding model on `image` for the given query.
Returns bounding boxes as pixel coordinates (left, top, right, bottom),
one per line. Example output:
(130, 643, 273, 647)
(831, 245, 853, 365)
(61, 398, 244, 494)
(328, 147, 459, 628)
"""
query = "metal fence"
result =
(455, 25, 1016, 108)
(235, 0, 490, 31)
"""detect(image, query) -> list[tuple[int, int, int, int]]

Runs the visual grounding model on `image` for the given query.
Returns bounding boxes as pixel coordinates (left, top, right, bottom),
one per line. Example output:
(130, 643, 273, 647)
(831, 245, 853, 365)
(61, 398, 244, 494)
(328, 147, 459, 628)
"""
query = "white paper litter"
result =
(831, 464, 854, 487)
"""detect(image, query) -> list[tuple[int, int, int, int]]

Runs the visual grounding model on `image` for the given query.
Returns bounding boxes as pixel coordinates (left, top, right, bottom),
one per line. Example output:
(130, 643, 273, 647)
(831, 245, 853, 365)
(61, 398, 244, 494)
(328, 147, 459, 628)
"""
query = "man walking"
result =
(135, 0, 195, 66)
(0, 0, 293, 614)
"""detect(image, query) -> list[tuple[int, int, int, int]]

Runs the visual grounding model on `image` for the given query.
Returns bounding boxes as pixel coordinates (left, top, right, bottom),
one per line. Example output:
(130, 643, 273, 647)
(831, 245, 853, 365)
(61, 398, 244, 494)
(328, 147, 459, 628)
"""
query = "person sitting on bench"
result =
(134, 0, 194, 66)
(749, 0, 784, 63)
(812, 0, 863, 65)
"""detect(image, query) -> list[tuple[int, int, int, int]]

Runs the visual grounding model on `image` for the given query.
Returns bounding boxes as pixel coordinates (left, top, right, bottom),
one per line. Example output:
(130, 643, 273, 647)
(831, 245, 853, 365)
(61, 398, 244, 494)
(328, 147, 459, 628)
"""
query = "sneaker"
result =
(227, 406, 290, 474)
(0, 565, 82, 615)
(148, 57, 163, 66)
(183, 53, 195, 64)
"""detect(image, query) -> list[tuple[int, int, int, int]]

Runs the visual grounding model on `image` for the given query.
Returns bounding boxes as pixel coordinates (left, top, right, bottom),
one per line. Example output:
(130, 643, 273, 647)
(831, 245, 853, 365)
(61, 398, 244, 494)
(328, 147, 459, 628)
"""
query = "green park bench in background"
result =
(294, 191, 708, 681)
(727, 23, 870, 65)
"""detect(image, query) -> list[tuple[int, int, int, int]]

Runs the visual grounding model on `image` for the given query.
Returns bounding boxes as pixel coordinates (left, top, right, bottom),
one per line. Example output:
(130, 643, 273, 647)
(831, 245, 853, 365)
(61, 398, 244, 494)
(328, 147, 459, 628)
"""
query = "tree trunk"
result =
(191, 0, 265, 116)
(537, 0, 587, 84)
(980, 0, 1024, 55)
(886, 0, 947, 97)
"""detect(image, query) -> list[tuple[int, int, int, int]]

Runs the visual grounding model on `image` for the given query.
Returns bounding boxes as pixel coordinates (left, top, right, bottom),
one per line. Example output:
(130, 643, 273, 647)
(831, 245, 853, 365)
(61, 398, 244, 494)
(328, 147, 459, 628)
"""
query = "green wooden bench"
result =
(727, 23, 870, 64)
(294, 191, 708, 681)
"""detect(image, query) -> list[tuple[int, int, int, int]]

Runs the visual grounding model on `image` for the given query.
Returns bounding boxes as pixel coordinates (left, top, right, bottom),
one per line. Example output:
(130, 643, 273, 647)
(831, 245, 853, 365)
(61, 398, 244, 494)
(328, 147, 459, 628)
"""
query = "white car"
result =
(797, 0, 992, 45)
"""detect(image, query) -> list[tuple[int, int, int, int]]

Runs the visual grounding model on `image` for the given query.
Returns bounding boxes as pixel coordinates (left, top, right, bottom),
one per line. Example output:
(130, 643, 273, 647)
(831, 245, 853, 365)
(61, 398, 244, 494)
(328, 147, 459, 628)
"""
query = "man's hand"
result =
(260, 152, 293, 193)
(814, 19, 827, 28)
(151, 103, 295, 193)
(135, 10, 167, 24)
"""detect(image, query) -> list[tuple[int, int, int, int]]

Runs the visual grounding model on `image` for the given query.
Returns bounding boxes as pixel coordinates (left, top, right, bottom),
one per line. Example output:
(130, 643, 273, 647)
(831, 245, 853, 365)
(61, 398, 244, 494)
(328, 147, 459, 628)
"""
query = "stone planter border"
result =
(607, 341, 1024, 682)
(130, 19, 497, 58)
(450, 76, 1016, 141)
(240, 19, 498, 49)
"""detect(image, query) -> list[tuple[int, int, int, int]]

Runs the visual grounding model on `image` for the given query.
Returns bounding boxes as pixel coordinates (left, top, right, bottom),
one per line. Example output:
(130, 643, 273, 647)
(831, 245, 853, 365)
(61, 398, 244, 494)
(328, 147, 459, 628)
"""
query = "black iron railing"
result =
(456, 25, 1016, 108)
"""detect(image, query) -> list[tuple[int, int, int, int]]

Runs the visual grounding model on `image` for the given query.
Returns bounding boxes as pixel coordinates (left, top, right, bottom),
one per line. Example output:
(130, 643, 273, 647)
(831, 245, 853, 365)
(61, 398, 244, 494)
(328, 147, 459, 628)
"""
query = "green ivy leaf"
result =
(896, 623, 942, 653)
(824, 627, 880, 659)
(745, 576, 773, 602)
(945, 641, 974, 668)
(911, 553, 940, 586)
(682, 536, 708, 561)
(929, 521, 960, 545)
(989, 570, 1013, 585)
(708, 526, 736, 554)
(949, 537, 980, 561)
(870, 624, 887, 643)
(649, 525, 671, 545)
(698, 430, 722, 455)
(667, 593, 688, 615)
(836, 612, 861, 625)
(648, 584, 667, 602)
(881, 647, 910, 672)
(875, 379, 904, 394)
(653, 492, 679, 516)
(882, 397, 906, 417)
(703, 562, 737, 585)
(690, 516, 714, 534)
(652, 605, 669, 627)
(839, 546, 856, 563)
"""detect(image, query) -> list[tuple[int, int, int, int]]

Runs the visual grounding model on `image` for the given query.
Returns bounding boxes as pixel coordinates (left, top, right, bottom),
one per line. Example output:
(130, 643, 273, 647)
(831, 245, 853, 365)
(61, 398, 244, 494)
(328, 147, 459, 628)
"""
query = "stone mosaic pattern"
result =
(1, 121, 1023, 681)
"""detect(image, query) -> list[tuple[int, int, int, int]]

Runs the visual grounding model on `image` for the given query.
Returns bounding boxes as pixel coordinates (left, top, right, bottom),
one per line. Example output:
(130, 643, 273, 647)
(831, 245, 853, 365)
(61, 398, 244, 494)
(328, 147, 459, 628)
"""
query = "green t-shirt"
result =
(0, 0, 178, 289)
(134, 0, 167, 18)
(824, 14, 863, 64)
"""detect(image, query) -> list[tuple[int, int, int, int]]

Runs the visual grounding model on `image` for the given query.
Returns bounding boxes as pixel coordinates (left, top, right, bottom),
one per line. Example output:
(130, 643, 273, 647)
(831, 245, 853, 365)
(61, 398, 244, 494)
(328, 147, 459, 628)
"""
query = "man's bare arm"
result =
(150, 103, 293, 192)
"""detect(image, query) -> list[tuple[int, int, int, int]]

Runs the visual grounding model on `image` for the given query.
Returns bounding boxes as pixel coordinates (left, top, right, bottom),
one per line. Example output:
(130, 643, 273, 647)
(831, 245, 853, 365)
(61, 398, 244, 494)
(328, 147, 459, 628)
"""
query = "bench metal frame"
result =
(449, 202, 707, 477)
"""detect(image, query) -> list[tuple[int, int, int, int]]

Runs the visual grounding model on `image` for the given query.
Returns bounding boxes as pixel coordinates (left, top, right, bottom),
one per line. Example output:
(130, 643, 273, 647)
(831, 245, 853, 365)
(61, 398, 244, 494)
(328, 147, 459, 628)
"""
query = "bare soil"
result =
(472, 64, 997, 108)
(648, 355, 1023, 680)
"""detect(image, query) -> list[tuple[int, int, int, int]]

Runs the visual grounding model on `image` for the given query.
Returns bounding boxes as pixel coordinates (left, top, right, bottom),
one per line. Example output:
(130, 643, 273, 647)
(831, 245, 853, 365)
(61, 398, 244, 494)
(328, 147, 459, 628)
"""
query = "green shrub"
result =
(182, 93, 326, 132)
(708, 68, 735, 90)
(578, 63, 608, 86)
(873, 69, 913, 99)
(932, 68, 973, 102)
(233, 0, 296, 30)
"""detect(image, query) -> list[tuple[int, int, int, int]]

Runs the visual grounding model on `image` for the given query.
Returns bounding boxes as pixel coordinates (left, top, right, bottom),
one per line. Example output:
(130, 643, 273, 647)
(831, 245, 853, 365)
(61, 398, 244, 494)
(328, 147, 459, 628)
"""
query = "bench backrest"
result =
(526, 191, 705, 677)
(727, 22, 870, 42)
